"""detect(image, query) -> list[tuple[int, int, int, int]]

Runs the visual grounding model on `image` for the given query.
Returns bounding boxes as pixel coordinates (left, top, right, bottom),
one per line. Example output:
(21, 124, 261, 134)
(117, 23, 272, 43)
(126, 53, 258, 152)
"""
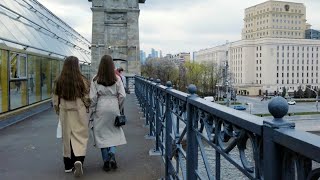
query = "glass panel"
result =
(28, 55, 41, 104)
(19, 55, 27, 78)
(81, 65, 90, 80)
(0, 49, 9, 113)
(10, 80, 27, 110)
(51, 60, 60, 91)
(10, 53, 27, 79)
(41, 58, 51, 100)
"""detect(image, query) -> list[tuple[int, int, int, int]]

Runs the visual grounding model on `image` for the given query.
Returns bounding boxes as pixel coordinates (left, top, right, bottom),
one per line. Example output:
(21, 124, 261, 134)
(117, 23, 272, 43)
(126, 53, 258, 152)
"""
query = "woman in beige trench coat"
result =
(52, 56, 90, 177)
(89, 55, 126, 172)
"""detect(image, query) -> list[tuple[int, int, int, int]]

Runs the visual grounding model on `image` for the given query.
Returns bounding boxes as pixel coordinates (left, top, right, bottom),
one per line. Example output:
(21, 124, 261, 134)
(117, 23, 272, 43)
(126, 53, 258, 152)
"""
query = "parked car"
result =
(233, 105, 246, 110)
(288, 100, 296, 105)
(204, 96, 215, 102)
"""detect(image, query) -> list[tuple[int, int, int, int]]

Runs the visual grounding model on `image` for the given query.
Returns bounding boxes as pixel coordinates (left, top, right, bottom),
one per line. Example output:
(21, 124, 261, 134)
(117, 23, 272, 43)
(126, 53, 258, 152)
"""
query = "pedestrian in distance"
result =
(117, 67, 127, 91)
(89, 54, 127, 172)
(116, 67, 127, 114)
(52, 56, 91, 177)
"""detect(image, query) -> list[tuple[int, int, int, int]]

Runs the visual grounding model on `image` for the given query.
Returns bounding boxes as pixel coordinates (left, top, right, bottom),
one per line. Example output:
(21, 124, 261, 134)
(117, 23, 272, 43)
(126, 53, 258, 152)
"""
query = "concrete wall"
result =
(89, 0, 144, 75)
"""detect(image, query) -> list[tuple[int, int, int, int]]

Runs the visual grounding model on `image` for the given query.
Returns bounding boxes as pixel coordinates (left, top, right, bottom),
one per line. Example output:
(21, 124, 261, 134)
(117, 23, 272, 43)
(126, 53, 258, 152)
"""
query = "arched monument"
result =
(88, 0, 146, 75)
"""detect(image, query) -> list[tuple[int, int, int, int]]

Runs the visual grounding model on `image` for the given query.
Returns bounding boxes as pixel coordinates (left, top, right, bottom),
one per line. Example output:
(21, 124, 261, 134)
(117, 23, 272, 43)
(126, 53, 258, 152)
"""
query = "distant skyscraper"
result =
(160, 50, 163, 58)
(140, 50, 146, 64)
(155, 51, 159, 58)
(151, 48, 156, 58)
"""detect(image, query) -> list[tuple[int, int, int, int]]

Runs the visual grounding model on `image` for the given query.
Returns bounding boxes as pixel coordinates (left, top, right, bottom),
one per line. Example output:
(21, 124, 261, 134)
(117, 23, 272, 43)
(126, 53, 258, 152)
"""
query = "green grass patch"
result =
(217, 102, 242, 105)
(254, 111, 320, 117)
(294, 99, 318, 103)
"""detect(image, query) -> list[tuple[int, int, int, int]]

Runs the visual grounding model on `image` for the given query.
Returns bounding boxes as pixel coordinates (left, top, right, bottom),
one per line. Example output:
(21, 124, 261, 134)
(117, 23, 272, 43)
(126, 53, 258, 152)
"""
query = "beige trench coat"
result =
(89, 76, 127, 148)
(52, 79, 90, 158)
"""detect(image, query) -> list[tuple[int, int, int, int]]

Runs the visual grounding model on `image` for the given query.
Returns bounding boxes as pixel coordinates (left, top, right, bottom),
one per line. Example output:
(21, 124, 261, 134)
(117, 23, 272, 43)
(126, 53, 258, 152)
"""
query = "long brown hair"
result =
(54, 56, 88, 100)
(94, 55, 117, 86)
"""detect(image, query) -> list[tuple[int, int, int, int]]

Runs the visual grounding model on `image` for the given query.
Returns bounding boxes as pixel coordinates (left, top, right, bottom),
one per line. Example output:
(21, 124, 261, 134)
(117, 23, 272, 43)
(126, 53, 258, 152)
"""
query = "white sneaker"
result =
(65, 168, 73, 173)
(74, 161, 83, 177)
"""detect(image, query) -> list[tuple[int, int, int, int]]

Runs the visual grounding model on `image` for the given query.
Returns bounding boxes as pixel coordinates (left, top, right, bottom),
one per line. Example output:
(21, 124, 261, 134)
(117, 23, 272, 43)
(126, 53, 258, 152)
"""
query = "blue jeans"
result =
(101, 147, 116, 162)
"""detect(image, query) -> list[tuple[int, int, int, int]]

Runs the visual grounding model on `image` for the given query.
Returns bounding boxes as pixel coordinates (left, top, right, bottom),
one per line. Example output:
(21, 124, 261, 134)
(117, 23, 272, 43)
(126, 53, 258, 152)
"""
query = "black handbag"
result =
(114, 115, 127, 127)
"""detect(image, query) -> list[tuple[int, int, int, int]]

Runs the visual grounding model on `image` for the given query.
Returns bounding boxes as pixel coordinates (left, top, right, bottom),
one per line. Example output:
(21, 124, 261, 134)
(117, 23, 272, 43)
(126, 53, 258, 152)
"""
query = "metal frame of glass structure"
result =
(0, 0, 91, 114)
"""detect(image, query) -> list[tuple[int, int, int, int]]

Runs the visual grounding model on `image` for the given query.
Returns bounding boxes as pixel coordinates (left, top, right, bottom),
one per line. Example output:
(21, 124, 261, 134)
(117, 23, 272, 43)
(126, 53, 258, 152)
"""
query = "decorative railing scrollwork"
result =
(134, 76, 320, 180)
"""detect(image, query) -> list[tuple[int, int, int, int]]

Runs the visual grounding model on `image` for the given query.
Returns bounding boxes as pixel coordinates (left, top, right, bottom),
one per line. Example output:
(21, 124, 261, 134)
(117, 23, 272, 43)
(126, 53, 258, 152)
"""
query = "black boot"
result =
(103, 161, 110, 172)
(108, 153, 117, 169)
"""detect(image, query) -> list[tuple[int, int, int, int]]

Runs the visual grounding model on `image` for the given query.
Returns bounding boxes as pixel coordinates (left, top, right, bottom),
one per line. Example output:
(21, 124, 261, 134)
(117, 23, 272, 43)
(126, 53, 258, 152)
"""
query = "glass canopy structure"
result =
(0, 0, 91, 114)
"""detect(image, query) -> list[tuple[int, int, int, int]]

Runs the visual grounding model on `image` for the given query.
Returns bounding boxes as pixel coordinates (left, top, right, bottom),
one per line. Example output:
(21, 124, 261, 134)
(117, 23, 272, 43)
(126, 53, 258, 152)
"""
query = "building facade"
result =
(306, 29, 320, 40)
(195, 39, 320, 96)
(0, 0, 91, 114)
(242, 0, 307, 40)
(195, 0, 320, 96)
(165, 53, 191, 66)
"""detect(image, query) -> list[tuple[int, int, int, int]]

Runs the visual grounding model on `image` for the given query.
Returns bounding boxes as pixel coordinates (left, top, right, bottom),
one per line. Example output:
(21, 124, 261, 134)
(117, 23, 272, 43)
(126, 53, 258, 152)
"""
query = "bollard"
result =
(263, 96, 295, 179)
(186, 84, 198, 180)
(165, 81, 173, 179)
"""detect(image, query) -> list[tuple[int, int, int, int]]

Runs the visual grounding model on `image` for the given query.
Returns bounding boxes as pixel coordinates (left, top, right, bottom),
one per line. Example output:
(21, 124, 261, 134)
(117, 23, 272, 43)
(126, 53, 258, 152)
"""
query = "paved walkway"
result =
(0, 94, 164, 180)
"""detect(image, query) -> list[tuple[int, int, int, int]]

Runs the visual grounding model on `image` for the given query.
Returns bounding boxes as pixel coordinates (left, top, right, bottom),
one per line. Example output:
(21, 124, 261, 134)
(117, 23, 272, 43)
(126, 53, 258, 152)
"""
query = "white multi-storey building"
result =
(194, 0, 320, 96)
(242, 0, 307, 40)
(164, 53, 190, 66)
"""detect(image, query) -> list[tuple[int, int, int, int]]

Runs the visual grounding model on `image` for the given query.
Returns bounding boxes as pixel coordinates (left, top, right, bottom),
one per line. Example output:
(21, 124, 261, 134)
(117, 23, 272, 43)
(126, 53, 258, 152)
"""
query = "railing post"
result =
(146, 78, 154, 138)
(153, 79, 161, 155)
(126, 76, 130, 94)
(186, 84, 198, 180)
(165, 81, 173, 179)
(263, 97, 295, 179)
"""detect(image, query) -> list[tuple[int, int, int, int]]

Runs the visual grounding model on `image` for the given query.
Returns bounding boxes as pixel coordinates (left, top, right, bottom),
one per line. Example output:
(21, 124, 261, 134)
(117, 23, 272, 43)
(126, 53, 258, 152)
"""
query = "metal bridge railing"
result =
(134, 76, 320, 180)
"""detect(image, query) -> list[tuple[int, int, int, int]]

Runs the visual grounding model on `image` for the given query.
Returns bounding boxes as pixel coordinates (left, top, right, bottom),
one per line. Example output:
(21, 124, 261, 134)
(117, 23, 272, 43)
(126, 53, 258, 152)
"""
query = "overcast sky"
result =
(39, 0, 320, 55)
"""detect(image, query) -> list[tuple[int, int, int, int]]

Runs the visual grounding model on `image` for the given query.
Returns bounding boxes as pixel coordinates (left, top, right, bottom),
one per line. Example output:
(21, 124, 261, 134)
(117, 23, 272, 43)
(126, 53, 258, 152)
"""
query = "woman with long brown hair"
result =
(52, 56, 90, 177)
(89, 55, 126, 172)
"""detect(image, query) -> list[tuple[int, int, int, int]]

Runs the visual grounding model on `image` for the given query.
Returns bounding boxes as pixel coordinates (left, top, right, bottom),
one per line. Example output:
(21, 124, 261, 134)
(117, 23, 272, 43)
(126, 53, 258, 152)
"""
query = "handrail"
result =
(135, 76, 320, 180)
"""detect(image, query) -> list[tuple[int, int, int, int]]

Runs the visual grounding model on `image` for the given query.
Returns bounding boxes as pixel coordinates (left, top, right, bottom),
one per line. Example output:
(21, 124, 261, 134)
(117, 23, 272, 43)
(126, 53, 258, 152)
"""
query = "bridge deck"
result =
(0, 94, 163, 180)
